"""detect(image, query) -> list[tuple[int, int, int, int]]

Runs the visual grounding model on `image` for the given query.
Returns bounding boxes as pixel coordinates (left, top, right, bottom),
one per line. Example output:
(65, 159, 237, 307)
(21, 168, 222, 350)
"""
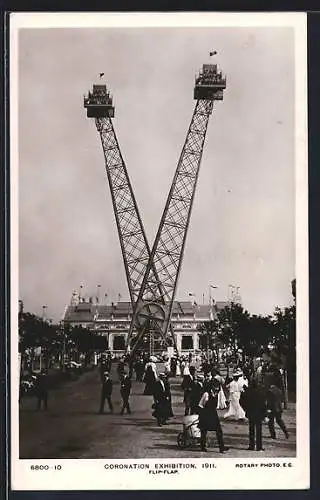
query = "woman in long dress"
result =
(224, 372, 246, 420)
(143, 362, 157, 395)
(176, 359, 181, 376)
(214, 372, 227, 410)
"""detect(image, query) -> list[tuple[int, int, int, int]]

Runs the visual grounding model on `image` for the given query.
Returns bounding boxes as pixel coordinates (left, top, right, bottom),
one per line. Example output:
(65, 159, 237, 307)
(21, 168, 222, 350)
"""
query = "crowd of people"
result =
(21, 350, 290, 454)
(97, 351, 290, 453)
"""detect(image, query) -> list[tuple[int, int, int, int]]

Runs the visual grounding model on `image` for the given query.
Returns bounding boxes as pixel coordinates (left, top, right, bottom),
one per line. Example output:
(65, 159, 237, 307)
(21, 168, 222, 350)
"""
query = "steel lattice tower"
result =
(84, 63, 226, 357)
(126, 64, 226, 356)
(84, 84, 178, 352)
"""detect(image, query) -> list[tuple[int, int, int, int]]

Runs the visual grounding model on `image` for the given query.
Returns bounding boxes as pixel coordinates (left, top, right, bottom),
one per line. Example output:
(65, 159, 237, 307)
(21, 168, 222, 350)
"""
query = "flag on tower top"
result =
(209, 51, 217, 56)
(99, 72, 105, 78)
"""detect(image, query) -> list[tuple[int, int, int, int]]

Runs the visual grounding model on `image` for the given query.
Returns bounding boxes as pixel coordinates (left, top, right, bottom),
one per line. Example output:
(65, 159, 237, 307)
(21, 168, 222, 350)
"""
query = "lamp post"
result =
(42, 305, 48, 320)
(96, 284, 102, 304)
(209, 284, 218, 319)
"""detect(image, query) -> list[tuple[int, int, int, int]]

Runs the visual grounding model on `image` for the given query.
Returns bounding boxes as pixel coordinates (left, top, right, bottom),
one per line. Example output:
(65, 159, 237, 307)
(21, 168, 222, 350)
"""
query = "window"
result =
(181, 335, 193, 350)
(113, 335, 125, 351)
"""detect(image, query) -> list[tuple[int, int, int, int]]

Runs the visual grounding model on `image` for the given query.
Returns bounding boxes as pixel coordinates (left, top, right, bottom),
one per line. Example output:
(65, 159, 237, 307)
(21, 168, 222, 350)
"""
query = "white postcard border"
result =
(10, 11, 309, 491)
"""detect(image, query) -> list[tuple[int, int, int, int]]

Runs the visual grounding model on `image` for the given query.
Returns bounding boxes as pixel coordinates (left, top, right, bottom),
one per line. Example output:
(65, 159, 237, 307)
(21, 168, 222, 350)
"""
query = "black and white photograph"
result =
(10, 12, 309, 490)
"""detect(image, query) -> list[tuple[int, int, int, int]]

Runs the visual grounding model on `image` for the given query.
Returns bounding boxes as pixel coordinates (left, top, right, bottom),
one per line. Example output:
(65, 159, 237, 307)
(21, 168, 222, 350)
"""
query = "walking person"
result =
(120, 372, 132, 415)
(143, 362, 157, 395)
(224, 370, 246, 420)
(190, 374, 204, 414)
(105, 353, 112, 373)
(152, 373, 173, 426)
(35, 369, 49, 411)
(117, 357, 126, 381)
(240, 379, 267, 451)
(99, 371, 113, 414)
(181, 366, 196, 416)
(170, 357, 177, 377)
(266, 384, 289, 439)
(134, 357, 145, 382)
(213, 370, 227, 410)
(198, 377, 229, 453)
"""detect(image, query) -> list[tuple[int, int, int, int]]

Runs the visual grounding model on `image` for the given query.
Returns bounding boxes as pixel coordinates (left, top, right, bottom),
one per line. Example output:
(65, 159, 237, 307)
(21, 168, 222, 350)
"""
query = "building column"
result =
(108, 334, 114, 352)
(176, 333, 182, 354)
(193, 332, 199, 351)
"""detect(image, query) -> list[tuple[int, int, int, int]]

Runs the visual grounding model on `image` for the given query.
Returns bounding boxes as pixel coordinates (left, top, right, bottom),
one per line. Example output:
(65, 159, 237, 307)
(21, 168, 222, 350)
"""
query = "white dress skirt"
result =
(216, 386, 227, 410)
(224, 381, 246, 420)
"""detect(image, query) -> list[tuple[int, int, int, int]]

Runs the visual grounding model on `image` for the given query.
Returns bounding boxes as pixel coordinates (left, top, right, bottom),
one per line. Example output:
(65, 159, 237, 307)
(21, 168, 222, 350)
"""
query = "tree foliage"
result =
(19, 311, 108, 359)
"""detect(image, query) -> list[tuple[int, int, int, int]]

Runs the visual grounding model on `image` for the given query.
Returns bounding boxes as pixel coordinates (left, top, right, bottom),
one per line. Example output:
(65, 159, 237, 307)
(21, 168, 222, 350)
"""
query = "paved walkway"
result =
(19, 365, 296, 459)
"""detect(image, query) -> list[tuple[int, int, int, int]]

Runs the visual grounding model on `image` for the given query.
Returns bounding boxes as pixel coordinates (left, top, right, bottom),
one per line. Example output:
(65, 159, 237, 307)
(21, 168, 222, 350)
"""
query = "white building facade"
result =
(63, 299, 227, 354)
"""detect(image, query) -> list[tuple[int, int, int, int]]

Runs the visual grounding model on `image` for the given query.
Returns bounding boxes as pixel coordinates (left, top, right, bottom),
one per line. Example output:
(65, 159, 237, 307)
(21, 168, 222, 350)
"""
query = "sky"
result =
(18, 24, 297, 321)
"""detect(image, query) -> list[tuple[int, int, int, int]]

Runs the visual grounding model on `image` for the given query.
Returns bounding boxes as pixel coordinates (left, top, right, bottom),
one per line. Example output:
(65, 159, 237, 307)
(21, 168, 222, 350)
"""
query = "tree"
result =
(197, 319, 220, 361)
(246, 314, 276, 356)
(272, 305, 296, 392)
(216, 302, 251, 362)
(19, 312, 59, 371)
(70, 326, 108, 361)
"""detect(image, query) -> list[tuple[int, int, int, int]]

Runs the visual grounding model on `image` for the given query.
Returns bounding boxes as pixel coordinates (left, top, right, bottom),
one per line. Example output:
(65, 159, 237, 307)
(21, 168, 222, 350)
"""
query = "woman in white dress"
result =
(176, 359, 181, 376)
(224, 370, 246, 420)
(214, 372, 227, 410)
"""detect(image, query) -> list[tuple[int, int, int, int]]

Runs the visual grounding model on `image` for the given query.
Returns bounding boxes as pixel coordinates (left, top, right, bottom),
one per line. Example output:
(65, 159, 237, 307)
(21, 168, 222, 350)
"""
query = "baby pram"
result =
(177, 415, 201, 449)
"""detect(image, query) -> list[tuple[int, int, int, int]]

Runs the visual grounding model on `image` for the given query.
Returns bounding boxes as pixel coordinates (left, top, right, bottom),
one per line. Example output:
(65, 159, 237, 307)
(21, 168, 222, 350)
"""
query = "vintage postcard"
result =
(10, 12, 309, 490)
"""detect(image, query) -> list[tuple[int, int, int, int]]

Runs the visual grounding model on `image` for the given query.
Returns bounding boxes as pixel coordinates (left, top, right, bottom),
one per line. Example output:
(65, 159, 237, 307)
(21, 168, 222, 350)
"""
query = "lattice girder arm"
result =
(126, 99, 214, 355)
(95, 116, 153, 304)
(95, 116, 179, 354)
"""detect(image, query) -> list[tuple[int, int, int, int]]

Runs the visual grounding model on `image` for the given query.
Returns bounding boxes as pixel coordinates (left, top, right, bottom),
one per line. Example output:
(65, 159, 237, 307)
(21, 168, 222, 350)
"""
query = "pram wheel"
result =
(177, 432, 187, 449)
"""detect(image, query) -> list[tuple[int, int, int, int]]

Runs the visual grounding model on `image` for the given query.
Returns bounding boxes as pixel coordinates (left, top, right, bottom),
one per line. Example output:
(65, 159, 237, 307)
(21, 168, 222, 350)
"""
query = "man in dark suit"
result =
(35, 370, 49, 411)
(153, 373, 173, 426)
(240, 379, 267, 451)
(267, 384, 289, 439)
(120, 373, 132, 415)
(99, 371, 113, 413)
(190, 374, 204, 414)
(198, 376, 228, 453)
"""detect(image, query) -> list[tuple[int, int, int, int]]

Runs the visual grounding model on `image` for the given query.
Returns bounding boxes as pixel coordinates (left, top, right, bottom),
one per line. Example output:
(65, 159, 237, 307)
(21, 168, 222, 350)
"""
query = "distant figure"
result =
(170, 357, 177, 376)
(266, 384, 289, 439)
(143, 363, 157, 395)
(120, 373, 132, 415)
(134, 357, 145, 382)
(237, 372, 249, 393)
(35, 370, 49, 411)
(240, 380, 267, 451)
(99, 371, 113, 414)
(181, 366, 196, 416)
(117, 358, 126, 381)
(105, 354, 112, 373)
(164, 358, 171, 377)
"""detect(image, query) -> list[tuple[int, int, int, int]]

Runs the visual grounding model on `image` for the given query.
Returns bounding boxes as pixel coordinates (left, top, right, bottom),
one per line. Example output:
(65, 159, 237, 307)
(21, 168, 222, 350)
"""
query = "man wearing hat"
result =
(120, 372, 132, 415)
(181, 365, 196, 416)
(190, 373, 204, 414)
(153, 373, 173, 426)
(35, 369, 49, 411)
(99, 371, 113, 414)
(198, 376, 229, 453)
(240, 378, 267, 451)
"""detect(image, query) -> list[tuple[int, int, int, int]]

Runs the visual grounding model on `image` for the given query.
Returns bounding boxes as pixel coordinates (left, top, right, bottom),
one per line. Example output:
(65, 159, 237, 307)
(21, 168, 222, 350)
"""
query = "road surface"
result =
(19, 364, 296, 459)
